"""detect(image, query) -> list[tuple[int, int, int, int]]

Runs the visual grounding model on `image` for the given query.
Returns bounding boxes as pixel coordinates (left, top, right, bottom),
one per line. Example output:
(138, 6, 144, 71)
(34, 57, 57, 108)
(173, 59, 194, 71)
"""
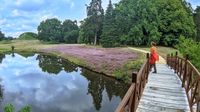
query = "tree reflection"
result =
(0, 78, 3, 101)
(81, 69, 130, 111)
(0, 84, 3, 101)
(17, 52, 35, 58)
(0, 53, 5, 64)
(36, 54, 78, 74)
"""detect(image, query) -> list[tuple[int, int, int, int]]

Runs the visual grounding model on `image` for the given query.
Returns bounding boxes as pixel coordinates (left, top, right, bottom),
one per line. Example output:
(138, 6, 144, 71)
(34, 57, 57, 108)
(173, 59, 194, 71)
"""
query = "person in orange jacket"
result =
(149, 42, 159, 73)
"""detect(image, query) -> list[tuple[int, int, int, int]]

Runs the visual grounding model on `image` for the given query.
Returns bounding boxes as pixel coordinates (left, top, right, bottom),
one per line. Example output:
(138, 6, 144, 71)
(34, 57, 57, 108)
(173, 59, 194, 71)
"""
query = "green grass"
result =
(135, 46, 180, 59)
(114, 52, 146, 82)
(0, 40, 150, 82)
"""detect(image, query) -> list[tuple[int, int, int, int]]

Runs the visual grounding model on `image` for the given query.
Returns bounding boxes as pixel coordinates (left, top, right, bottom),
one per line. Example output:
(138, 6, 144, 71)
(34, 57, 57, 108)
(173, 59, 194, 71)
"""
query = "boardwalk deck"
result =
(137, 64, 190, 112)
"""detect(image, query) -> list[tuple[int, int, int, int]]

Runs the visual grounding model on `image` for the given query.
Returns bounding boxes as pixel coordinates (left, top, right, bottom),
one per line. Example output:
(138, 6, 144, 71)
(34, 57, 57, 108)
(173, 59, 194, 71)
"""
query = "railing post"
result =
(132, 72, 137, 83)
(167, 54, 169, 65)
(175, 52, 178, 73)
(131, 72, 138, 112)
(182, 54, 189, 87)
(197, 101, 200, 112)
(170, 53, 173, 69)
(146, 53, 150, 83)
(146, 53, 150, 71)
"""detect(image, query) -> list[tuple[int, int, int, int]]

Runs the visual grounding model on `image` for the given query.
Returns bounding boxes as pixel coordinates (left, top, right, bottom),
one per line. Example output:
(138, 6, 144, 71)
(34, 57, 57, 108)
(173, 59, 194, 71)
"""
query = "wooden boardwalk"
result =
(137, 64, 190, 112)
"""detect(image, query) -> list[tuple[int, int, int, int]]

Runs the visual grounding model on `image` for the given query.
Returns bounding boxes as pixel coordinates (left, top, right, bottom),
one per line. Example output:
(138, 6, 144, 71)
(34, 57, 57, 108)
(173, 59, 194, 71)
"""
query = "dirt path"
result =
(128, 47, 166, 64)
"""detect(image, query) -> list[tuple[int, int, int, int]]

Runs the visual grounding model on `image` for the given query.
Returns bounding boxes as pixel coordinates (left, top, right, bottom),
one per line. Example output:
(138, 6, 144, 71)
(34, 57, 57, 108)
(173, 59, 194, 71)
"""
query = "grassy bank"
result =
(0, 40, 146, 82)
(135, 46, 179, 59)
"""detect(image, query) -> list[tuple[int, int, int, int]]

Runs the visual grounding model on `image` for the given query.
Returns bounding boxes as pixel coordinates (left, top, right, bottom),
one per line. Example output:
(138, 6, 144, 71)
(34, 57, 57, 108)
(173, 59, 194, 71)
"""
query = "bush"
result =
(18, 32, 38, 40)
(4, 104, 31, 112)
(176, 36, 200, 70)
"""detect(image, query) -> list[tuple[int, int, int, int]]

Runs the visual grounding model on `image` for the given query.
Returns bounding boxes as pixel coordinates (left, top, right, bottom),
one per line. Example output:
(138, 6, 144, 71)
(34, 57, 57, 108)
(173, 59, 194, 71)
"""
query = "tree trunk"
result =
(94, 32, 97, 45)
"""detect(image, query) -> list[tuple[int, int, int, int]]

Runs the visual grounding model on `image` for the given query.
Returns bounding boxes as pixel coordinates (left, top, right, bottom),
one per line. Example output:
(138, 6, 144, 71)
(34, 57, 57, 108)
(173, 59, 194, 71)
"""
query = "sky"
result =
(0, 0, 199, 38)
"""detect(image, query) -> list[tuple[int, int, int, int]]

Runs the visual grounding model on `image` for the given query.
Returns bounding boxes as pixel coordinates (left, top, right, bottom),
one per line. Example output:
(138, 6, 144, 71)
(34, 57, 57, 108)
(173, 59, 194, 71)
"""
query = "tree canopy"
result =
(37, 18, 63, 42)
(79, 0, 104, 45)
(37, 18, 79, 43)
(18, 32, 38, 40)
(78, 0, 196, 47)
(0, 30, 5, 41)
(194, 6, 200, 41)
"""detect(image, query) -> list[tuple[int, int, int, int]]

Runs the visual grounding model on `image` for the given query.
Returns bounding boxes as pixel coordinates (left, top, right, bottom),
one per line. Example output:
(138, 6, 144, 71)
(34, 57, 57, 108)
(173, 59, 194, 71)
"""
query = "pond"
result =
(0, 53, 129, 112)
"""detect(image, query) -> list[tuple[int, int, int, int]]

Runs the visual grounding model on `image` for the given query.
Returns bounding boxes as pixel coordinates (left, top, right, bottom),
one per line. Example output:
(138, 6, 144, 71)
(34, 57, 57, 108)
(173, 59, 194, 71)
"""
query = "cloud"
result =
(0, 0, 120, 37)
(187, 0, 200, 9)
(12, 9, 21, 17)
(0, 19, 7, 25)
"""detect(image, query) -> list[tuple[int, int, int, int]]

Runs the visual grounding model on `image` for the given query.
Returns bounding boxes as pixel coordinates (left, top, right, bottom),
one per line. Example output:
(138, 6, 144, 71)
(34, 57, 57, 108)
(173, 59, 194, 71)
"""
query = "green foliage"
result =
(155, 0, 196, 46)
(4, 104, 14, 112)
(0, 30, 5, 41)
(114, 53, 145, 82)
(4, 104, 31, 112)
(64, 30, 79, 43)
(101, 0, 119, 47)
(99, 0, 195, 47)
(19, 106, 31, 112)
(37, 18, 79, 43)
(114, 69, 130, 82)
(79, 0, 104, 45)
(62, 20, 79, 43)
(176, 36, 200, 70)
(18, 32, 37, 40)
(194, 6, 200, 41)
(38, 18, 62, 42)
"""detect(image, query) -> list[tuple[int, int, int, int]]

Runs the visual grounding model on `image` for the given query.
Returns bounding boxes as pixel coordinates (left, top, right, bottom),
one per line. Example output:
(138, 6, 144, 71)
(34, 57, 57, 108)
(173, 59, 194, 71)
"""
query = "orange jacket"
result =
(149, 46, 159, 64)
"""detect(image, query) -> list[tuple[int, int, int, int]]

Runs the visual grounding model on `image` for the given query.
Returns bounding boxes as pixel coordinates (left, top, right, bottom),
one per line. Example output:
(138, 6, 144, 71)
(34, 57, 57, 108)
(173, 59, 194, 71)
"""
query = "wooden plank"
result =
(138, 100, 189, 111)
(137, 64, 190, 112)
(137, 103, 190, 112)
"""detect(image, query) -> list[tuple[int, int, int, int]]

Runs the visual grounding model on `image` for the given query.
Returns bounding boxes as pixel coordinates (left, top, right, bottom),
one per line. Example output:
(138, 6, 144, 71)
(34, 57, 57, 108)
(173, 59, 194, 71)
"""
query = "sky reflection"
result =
(0, 53, 129, 112)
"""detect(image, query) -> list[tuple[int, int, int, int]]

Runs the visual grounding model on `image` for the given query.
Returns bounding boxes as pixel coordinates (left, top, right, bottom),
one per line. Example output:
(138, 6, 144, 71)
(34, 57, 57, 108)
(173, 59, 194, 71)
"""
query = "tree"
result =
(194, 6, 200, 41)
(176, 36, 200, 70)
(101, 0, 119, 47)
(62, 20, 79, 43)
(80, 0, 104, 45)
(111, 0, 196, 46)
(37, 18, 62, 42)
(0, 30, 5, 41)
(62, 20, 78, 32)
(18, 32, 38, 40)
(113, 0, 160, 46)
(155, 0, 196, 46)
(64, 30, 79, 43)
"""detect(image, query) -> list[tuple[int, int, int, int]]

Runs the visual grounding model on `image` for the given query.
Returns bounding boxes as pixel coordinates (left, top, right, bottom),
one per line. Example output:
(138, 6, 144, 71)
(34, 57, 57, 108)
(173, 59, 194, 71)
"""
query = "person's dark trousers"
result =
(150, 63, 157, 73)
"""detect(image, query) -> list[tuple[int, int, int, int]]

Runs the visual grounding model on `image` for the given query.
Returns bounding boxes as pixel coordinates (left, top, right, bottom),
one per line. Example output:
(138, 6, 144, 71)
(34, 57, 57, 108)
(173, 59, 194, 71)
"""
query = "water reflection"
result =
(0, 53, 5, 63)
(36, 54, 77, 74)
(82, 69, 129, 111)
(0, 53, 129, 112)
(0, 84, 3, 101)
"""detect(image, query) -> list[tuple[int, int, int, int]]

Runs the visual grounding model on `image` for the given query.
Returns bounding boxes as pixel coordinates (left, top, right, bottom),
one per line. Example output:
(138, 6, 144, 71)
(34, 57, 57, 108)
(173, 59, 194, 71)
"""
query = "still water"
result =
(0, 53, 129, 112)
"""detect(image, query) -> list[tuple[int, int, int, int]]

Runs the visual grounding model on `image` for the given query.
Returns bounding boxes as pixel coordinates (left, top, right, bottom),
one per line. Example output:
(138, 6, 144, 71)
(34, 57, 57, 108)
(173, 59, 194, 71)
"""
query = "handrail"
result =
(167, 53, 200, 112)
(115, 53, 150, 112)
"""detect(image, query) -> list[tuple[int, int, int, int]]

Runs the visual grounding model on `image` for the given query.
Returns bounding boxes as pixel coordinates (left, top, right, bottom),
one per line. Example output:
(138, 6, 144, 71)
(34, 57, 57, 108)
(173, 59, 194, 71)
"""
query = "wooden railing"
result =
(167, 52, 200, 112)
(115, 53, 150, 112)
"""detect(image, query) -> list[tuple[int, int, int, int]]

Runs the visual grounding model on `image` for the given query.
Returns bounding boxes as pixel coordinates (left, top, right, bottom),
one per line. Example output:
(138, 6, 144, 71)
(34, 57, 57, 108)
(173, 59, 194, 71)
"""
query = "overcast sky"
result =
(0, 0, 199, 37)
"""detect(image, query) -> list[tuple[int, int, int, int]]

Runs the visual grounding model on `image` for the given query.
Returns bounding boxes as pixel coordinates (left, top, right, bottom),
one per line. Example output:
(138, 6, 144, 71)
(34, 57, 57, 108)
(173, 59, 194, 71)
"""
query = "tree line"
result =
(0, 0, 200, 47)
(80, 0, 200, 47)
(0, 30, 13, 41)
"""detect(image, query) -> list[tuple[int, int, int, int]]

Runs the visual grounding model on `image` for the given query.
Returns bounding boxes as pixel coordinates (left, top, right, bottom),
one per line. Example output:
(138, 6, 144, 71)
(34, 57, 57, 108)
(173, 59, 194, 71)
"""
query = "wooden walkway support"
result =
(116, 53, 200, 112)
(137, 64, 190, 112)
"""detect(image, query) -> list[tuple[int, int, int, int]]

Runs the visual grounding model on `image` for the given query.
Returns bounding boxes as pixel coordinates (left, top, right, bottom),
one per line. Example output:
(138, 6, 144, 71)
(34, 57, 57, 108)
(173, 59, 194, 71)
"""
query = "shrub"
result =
(4, 104, 31, 112)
